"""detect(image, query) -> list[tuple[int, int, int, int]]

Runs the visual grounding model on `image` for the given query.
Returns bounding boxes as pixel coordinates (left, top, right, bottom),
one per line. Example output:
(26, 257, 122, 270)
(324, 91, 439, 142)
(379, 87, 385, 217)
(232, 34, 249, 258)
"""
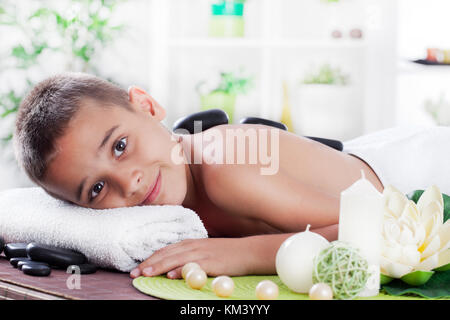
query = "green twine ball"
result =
(312, 241, 369, 300)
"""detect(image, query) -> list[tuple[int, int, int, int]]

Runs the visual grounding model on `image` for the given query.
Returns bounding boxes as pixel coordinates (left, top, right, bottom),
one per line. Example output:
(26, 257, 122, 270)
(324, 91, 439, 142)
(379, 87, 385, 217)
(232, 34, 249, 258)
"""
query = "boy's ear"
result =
(128, 86, 166, 121)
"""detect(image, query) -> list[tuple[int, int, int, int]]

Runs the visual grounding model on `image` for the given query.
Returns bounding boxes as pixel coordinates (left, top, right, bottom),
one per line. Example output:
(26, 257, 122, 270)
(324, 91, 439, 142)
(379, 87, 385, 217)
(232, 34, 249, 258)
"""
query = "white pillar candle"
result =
(338, 170, 383, 297)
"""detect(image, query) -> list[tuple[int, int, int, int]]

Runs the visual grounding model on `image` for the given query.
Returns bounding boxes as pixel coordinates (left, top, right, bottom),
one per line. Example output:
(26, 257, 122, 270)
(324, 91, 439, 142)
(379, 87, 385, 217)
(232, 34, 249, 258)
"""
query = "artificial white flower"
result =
(381, 185, 450, 278)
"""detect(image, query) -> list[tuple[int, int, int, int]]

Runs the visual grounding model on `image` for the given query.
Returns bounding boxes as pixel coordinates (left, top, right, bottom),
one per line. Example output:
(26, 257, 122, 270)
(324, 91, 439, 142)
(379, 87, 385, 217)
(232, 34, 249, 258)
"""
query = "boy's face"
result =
(42, 88, 188, 209)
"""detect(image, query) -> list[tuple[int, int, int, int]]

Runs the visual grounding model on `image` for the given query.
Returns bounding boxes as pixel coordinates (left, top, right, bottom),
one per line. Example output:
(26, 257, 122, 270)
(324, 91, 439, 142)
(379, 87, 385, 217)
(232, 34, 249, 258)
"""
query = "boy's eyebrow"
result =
(98, 125, 120, 153)
(76, 177, 87, 203)
(76, 124, 120, 202)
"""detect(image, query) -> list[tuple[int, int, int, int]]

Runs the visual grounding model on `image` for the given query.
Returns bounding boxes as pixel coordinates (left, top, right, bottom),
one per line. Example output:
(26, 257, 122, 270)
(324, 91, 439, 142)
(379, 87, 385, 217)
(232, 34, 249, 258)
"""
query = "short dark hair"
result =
(14, 72, 133, 187)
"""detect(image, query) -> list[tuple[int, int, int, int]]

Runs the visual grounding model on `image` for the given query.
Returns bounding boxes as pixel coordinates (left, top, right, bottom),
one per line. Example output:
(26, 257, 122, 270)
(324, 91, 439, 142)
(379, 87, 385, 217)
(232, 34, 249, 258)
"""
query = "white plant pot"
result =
(293, 84, 362, 141)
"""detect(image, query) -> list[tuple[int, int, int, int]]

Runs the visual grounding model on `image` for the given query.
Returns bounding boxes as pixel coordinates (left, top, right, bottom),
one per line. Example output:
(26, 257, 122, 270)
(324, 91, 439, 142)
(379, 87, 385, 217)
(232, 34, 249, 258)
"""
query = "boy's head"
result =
(14, 73, 189, 209)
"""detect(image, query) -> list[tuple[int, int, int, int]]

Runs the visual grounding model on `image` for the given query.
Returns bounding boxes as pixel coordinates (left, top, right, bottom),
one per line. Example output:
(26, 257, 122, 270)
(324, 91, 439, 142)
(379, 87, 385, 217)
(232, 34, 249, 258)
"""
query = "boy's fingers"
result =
(129, 239, 202, 278)
(138, 241, 201, 271)
(142, 251, 206, 277)
(167, 267, 183, 279)
(130, 244, 183, 276)
(139, 239, 195, 268)
(130, 267, 141, 278)
(141, 254, 186, 277)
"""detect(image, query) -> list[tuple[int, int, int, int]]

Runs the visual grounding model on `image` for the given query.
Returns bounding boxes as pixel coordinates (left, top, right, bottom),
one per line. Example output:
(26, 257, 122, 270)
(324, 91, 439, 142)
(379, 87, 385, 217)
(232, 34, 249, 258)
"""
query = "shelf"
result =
(397, 59, 450, 75)
(167, 37, 368, 49)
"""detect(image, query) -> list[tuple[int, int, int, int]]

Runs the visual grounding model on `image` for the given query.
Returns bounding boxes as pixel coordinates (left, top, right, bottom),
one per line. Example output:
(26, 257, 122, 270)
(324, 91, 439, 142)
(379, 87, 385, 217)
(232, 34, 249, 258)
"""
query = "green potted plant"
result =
(196, 71, 253, 123)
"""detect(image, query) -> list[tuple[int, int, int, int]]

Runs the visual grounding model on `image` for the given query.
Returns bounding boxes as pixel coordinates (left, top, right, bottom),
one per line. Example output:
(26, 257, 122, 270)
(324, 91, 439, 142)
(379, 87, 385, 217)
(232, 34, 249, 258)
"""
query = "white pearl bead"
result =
(309, 283, 333, 300)
(255, 280, 279, 300)
(182, 262, 201, 280)
(212, 276, 234, 297)
(186, 268, 207, 290)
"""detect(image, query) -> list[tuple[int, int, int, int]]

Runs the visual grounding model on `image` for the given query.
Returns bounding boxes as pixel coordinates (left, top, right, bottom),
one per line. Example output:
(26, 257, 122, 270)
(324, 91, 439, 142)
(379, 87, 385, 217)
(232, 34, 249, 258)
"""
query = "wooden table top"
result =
(0, 254, 157, 300)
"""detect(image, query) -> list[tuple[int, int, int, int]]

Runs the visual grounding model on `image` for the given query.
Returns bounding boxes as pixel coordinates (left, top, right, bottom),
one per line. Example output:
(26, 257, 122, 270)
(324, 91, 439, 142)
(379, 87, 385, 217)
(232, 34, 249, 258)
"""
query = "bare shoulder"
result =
(197, 123, 306, 205)
(199, 159, 274, 218)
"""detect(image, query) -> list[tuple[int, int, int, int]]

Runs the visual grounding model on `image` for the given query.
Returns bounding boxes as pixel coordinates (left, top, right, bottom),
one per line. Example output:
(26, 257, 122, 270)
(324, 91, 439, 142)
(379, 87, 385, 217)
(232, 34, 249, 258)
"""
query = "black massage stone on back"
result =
(0, 237, 4, 254)
(4, 243, 28, 259)
(172, 110, 344, 152)
(22, 264, 51, 277)
(67, 264, 98, 275)
(172, 108, 229, 134)
(240, 117, 288, 131)
(26, 243, 87, 269)
(240, 116, 343, 151)
(305, 136, 344, 152)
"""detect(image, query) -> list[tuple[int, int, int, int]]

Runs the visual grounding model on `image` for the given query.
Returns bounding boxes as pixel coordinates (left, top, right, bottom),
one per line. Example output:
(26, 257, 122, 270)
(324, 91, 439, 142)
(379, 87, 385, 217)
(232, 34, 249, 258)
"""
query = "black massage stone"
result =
(172, 110, 344, 152)
(4, 243, 28, 259)
(172, 109, 229, 134)
(305, 136, 344, 152)
(26, 243, 86, 268)
(240, 116, 343, 151)
(10, 257, 32, 268)
(18, 260, 49, 271)
(67, 264, 98, 275)
(22, 264, 51, 277)
(240, 117, 288, 131)
(0, 237, 4, 254)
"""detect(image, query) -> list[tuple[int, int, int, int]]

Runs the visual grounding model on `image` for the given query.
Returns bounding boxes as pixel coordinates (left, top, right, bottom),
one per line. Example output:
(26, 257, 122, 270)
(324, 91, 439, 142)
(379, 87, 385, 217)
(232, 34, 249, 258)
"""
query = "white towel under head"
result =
(0, 188, 208, 272)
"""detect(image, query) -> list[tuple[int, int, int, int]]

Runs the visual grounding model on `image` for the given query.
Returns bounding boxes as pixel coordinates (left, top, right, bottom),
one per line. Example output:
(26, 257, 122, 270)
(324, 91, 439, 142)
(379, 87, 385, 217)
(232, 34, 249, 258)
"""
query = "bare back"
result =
(180, 124, 383, 238)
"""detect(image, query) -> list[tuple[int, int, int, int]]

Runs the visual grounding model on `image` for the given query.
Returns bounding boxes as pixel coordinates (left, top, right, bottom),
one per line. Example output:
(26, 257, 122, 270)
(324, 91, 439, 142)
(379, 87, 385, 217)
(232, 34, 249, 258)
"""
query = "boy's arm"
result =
(129, 224, 338, 279)
(247, 224, 338, 274)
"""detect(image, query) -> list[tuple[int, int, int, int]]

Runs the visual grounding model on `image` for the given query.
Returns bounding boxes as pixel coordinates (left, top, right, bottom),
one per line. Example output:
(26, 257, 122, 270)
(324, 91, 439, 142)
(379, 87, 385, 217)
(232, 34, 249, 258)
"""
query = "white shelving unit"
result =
(396, 59, 450, 126)
(394, 0, 450, 127)
(147, 0, 398, 139)
(167, 38, 368, 49)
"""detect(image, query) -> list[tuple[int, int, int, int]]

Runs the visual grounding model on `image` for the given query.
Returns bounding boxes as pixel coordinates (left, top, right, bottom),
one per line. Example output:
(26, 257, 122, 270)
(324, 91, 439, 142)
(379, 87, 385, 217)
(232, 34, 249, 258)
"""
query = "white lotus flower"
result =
(381, 185, 450, 278)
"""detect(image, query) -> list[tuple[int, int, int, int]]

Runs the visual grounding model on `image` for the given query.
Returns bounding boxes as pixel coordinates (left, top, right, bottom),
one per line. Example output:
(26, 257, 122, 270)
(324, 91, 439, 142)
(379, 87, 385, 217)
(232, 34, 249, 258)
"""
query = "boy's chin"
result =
(153, 192, 186, 207)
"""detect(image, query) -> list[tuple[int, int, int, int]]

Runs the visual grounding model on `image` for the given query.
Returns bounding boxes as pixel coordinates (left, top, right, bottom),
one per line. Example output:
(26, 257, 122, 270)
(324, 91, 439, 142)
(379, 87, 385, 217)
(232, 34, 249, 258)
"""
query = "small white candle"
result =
(338, 170, 383, 297)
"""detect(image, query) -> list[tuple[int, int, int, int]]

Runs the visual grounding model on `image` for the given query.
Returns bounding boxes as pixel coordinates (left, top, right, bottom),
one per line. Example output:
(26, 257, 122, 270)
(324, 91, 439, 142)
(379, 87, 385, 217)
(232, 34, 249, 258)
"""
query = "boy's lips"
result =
(140, 170, 162, 206)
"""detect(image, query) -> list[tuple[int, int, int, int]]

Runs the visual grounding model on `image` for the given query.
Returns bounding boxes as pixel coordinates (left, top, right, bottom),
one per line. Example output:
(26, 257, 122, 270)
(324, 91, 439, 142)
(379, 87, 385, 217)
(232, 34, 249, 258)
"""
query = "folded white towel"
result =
(0, 187, 208, 272)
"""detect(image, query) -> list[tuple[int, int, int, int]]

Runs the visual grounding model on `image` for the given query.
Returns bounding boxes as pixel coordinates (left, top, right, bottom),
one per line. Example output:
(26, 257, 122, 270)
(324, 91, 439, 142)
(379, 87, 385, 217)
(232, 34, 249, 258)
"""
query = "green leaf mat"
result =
(133, 275, 446, 300)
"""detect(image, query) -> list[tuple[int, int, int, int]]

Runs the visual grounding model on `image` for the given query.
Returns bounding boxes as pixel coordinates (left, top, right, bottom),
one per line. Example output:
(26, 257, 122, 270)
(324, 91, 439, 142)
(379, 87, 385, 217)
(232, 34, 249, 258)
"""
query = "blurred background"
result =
(0, 0, 449, 191)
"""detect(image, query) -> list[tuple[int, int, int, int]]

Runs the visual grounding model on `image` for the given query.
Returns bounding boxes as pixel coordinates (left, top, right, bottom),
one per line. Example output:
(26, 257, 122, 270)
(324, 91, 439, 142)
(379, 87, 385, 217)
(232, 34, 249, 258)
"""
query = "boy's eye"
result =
(89, 137, 127, 202)
(114, 137, 127, 157)
(91, 181, 105, 200)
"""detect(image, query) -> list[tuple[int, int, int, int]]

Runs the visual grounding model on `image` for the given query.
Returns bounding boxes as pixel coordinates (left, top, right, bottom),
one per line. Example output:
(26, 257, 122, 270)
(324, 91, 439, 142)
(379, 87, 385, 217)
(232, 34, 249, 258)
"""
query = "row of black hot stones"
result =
(0, 238, 97, 277)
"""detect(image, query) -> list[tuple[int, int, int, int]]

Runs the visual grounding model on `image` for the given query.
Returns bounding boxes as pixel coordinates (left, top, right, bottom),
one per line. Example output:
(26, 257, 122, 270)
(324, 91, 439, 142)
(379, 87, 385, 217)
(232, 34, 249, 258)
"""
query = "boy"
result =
(14, 73, 445, 280)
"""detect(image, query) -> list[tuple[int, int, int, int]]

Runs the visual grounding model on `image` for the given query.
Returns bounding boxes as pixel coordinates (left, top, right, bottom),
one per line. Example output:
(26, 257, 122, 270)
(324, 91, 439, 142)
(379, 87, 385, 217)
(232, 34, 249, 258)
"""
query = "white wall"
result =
(396, 0, 450, 126)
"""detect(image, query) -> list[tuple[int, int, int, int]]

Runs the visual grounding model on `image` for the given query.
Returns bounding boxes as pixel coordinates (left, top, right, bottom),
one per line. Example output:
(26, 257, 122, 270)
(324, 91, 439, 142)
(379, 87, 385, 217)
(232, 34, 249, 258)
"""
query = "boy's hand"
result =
(129, 237, 261, 279)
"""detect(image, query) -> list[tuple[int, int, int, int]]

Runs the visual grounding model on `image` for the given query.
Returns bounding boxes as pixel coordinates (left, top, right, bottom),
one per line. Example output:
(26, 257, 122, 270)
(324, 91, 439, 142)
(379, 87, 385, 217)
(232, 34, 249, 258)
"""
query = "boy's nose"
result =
(115, 169, 143, 198)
